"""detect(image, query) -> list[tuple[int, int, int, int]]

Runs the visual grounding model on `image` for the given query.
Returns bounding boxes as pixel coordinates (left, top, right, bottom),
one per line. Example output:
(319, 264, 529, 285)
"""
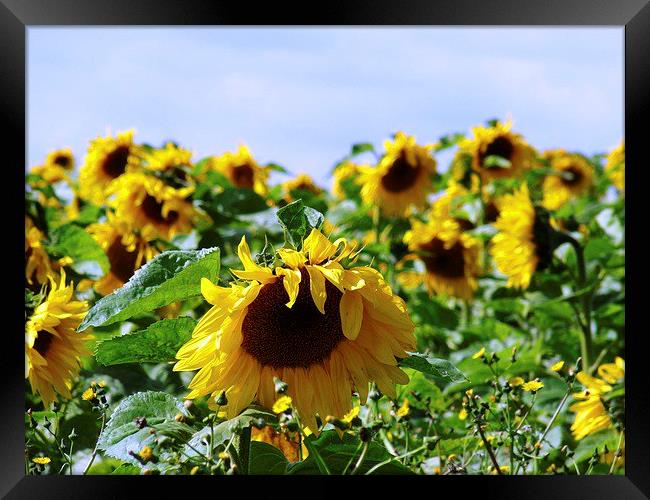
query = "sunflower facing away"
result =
(605, 141, 625, 192)
(109, 172, 195, 241)
(79, 130, 142, 205)
(332, 161, 360, 199)
(358, 132, 437, 217)
(399, 217, 481, 300)
(25, 271, 92, 407)
(282, 173, 324, 202)
(87, 213, 158, 295)
(542, 150, 594, 210)
(490, 184, 553, 289)
(207, 145, 269, 196)
(570, 357, 624, 441)
(30, 148, 75, 184)
(458, 120, 536, 182)
(174, 228, 416, 431)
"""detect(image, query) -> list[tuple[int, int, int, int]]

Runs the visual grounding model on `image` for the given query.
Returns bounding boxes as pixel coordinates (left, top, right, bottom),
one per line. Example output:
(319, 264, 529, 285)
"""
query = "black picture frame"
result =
(4, 0, 646, 497)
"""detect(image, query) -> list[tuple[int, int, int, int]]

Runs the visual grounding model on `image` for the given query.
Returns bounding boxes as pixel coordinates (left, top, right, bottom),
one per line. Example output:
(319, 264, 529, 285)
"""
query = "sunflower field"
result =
(24, 119, 625, 476)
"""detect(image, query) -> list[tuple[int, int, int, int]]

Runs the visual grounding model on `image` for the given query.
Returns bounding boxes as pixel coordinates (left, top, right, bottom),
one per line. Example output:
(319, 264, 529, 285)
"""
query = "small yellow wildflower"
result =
(190, 466, 200, 475)
(82, 387, 97, 401)
(522, 379, 544, 392)
(508, 376, 525, 387)
(490, 465, 510, 474)
(396, 399, 410, 417)
(139, 446, 153, 462)
(459, 408, 468, 421)
(32, 457, 51, 465)
(342, 406, 360, 423)
(472, 347, 486, 360)
(272, 395, 293, 414)
(551, 361, 565, 372)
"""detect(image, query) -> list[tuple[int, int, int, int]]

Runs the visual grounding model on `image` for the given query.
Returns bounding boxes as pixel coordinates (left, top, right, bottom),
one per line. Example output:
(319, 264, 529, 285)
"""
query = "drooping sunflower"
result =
(570, 357, 625, 440)
(174, 229, 416, 431)
(144, 142, 194, 184)
(87, 213, 158, 295)
(332, 161, 360, 199)
(79, 130, 142, 205)
(457, 120, 536, 182)
(490, 184, 553, 289)
(25, 217, 53, 287)
(542, 150, 594, 210)
(109, 172, 195, 241)
(30, 148, 75, 184)
(25, 270, 92, 407)
(399, 217, 481, 300)
(358, 132, 437, 217)
(207, 145, 269, 196)
(605, 141, 625, 192)
(282, 173, 324, 202)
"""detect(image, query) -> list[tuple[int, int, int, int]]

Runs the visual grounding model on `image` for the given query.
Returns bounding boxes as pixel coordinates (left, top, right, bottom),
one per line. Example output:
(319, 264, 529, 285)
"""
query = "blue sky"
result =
(27, 27, 623, 187)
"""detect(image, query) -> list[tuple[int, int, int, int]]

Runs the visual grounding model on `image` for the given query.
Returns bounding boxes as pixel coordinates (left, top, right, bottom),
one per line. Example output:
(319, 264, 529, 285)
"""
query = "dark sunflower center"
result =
(54, 155, 71, 168)
(485, 201, 500, 223)
(231, 164, 255, 189)
(380, 153, 422, 193)
(480, 136, 514, 168)
(241, 270, 345, 368)
(561, 166, 583, 186)
(106, 237, 139, 283)
(454, 218, 475, 231)
(33, 331, 54, 357)
(141, 195, 179, 225)
(419, 238, 466, 279)
(101, 145, 130, 179)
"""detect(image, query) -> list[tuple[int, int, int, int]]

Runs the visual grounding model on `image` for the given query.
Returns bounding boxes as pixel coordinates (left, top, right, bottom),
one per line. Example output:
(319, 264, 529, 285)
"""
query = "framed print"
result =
(4, 0, 648, 497)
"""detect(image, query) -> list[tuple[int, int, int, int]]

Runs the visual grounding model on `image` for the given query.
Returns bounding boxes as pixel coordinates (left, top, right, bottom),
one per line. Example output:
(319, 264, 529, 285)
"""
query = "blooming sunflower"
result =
(399, 217, 481, 300)
(332, 161, 360, 199)
(542, 150, 594, 210)
(144, 142, 193, 184)
(87, 213, 158, 295)
(490, 184, 553, 289)
(358, 132, 437, 217)
(79, 130, 142, 205)
(207, 145, 269, 196)
(109, 172, 195, 241)
(174, 229, 416, 431)
(458, 120, 535, 182)
(25, 217, 53, 287)
(605, 141, 625, 192)
(25, 271, 92, 407)
(30, 148, 75, 184)
(282, 173, 324, 202)
(570, 357, 624, 440)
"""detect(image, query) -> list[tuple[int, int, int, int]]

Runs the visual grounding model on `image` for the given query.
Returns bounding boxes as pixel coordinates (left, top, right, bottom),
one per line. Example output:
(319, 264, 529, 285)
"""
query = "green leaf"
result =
(249, 441, 290, 474)
(95, 317, 197, 366)
(110, 463, 142, 475)
(573, 428, 620, 463)
(47, 223, 109, 279)
(399, 353, 468, 384)
(276, 199, 324, 248)
(98, 391, 192, 472)
(350, 142, 375, 156)
(288, 431, 413, 475)
(211, 188, 269, 215)
(483, 155, 512, 169)
(265, 162, 289, 174)
(78, 247, 220, 331)
(183, 406, 277, 460)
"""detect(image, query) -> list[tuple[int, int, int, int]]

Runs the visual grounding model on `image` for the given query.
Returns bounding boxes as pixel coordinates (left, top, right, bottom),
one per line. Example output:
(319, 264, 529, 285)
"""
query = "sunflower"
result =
(79, 130, 142, 205)
(332, 161, 360, 199)
(282, 173, 324, 202)
(144, 142, 193, 184)
(25, 270, 92, 407)
(207, 145, 269, 196)
(30, 148, 75, 184)
(458, 120, 535, 182)
(570, 357, 624, 440)
(490, 184, 553, 289)
(174, 228, 416, 431)
(399, 217, 481, 300)
(87, 213, 158, 295)
(109, 172, 195, 241)
(25, 217, 53, 287)
(605, 141, 625, 192)
(542, 150, 594, 210)
(358, 132, 436, 217)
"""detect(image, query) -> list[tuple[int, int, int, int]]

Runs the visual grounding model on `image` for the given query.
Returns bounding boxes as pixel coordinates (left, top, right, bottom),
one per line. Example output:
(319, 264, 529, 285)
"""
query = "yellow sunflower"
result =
(144, 142, 193, 183)
(207, 145, 269, 196)
(490, 184, 551, 289)
(109, 172, 195, 241)
(332, 161, 360, 199)
(87, 213, 158, 295)
(542, 150, 594, 210)
(570, 357, 624, 440)
(458, 120, 536, 182)
(605, 141, 625, 192)
(79, 130, 142, 205)
(30, 148, 75, 184)
(399, 217, 481, 300)
(358, 132, 436, 217)
(174, 228, 416, 431)
(25, 217, 53, 287)
(25, 270, 92, 407)
(282, 173, 324, 202)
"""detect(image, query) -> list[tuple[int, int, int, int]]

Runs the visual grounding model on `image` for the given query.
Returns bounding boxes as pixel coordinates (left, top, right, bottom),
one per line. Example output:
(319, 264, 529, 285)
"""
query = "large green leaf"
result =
(78, 247, 220, 331)
(210, 188, 269, 215)
(249, 441, 291, 475)
(94, 317, 197, 366)
(276, 199, 324, 248)
(98, 391, 192, 472)
(47, 223, 109, 279)
(399, 353, 468, 384)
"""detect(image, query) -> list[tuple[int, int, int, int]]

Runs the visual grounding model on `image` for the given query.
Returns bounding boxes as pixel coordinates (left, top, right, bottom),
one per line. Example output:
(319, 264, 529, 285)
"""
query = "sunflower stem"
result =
(232, 425, 251, 475)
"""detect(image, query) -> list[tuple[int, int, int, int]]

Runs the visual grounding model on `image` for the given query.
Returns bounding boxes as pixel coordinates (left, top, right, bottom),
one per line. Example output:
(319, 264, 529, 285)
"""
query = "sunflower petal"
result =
(303, 229, 337, 264)
(276, 267, 302, 308)
(305, 265, 327, 314)
(277, 248, 307, 269)
(339, 290, 363, 340)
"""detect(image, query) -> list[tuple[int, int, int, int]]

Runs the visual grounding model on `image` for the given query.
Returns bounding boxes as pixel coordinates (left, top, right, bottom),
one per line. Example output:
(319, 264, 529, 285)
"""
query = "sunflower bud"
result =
(273, 377, 289, 394)
(215, 391, 228, 407)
